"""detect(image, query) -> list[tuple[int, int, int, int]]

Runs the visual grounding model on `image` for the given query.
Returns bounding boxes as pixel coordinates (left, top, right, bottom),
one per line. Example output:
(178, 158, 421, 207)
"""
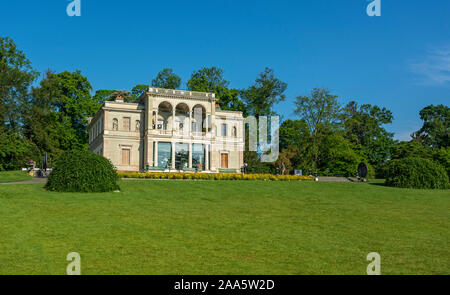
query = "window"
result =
(123, 117, 130, 130)
(135, 120, 140, 132)
(121, 149, 130, 165)
(113, 118, 118, 131)
(221, 123, 227, 137)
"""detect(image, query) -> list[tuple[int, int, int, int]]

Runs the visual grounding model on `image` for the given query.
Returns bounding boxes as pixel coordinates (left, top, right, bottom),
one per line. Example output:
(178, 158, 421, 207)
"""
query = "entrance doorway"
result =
(220, 153, 228, 168)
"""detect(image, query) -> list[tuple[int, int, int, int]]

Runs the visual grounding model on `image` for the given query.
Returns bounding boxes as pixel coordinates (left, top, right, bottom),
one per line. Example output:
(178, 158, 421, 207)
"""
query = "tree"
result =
(187, 66, 229, 92)
(131, 84, 149, 100)
(187, 66, 246, 114)
(152, 68, 181, 89)
(414, 104, 449, 149)
(108, 90, 133, 102)
(240, 67, 287, 118)
(279, 119, 310, 150)
(24, 70, 97, 157)
(93, 89, 115, 105)
(0, 36, 39, 170)
(294, 88, 340, 168)
(0, 36, 39, 132)
(340, 101, 394, 169)
(316, 130, 367, 177)
(213, 86, 246, 115)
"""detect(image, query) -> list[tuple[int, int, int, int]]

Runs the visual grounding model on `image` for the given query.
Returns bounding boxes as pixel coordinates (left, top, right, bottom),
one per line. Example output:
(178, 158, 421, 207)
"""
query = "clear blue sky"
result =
(1, 0, 449, 140)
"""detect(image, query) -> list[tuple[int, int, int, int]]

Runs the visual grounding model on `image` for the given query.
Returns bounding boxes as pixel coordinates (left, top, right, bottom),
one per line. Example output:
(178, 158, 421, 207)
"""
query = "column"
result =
(172, 109, 176, 132)
(154, 141, 158, 167)
(189, 111, 192, 134)
(188, 143, 193, 168)
(147, 140, 153, 167)
(171, 141, 176, 170)
(205, 144, 209, 171)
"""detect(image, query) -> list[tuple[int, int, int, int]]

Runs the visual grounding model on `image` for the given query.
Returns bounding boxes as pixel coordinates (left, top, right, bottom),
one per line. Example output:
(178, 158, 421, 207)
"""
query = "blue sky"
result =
(1, 0, 449, 140)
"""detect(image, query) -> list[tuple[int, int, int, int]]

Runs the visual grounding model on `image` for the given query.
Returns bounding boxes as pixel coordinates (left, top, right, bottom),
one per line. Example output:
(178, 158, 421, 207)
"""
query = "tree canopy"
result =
(152, 68, 181, 89)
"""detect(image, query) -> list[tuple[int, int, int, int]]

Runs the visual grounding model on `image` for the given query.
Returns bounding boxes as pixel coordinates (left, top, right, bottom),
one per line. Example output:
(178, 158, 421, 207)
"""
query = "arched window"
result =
(113, 118, 118, 131)
(135, 120, 140, 132)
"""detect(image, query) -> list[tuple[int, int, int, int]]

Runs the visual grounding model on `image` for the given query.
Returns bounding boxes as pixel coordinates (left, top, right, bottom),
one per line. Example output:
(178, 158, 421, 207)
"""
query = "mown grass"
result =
(0, 170, 32, 183)
(0, 180, 448, 274)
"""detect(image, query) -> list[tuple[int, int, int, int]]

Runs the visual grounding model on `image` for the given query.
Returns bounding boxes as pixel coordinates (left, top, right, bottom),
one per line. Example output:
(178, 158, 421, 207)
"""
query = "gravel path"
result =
(317, 177, 360, 182)
(0, 178, 48, 185)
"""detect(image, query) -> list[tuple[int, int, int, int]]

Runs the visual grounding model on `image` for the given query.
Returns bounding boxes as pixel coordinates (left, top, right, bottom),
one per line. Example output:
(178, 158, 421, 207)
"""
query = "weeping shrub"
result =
(383, 157, 448, 189)
(45, 150, 119, 192)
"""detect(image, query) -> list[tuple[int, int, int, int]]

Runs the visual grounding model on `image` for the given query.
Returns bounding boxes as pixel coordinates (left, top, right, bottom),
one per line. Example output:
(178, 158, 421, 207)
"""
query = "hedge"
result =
(46, 150, 120, 192)
(383, 157, 449, 189)
(118, 171, 313, 181)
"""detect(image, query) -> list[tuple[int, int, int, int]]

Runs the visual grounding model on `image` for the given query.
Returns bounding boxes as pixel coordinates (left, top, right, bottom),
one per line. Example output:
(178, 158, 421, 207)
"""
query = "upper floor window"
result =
(135, 120, 140, 132)
(123, 117, 130, 131)
(221, 123, 227, 137)
(113, 118, 118, 131)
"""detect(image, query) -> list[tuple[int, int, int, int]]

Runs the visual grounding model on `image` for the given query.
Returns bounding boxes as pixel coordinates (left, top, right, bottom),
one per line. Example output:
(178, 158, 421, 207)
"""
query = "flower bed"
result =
(118, 171, 313, 181)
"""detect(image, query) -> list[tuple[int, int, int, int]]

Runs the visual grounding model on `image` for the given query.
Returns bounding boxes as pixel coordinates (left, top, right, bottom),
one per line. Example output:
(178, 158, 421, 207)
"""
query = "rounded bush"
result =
(46, 150, 119, 192)
(383, 157, 448, 189)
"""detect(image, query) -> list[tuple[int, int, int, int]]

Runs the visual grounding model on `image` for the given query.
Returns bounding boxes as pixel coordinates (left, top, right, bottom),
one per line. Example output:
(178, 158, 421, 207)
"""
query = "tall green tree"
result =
(152, 68, 181, 89)
(0, 36, 38, 131)
(279, 119, 310, 150)
(0, 36, 39, 170)
(25, 70, 97, 157)
(240, 67, 287, 118)
(340, 101, 394, 169)
(187, 66, 246, 114)
(187, 66, 229, 92)
(240, 68, 287, 171)
(294, 88, 340, 168)
(414, 104, 449, 149)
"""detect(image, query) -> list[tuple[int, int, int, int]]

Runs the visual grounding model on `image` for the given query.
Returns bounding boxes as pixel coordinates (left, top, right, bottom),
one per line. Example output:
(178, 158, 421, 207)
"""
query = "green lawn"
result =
(0, 170, 32, 183)
(0, 180, 448, 275)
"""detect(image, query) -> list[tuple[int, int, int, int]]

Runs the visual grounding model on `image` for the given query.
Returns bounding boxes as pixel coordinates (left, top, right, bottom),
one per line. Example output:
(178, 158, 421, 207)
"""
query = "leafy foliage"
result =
(414, 104, 449, 149)
(187, 66, 229, 92)
(341, 101, 394, 170)
(0, 132, 38, 171)
(45, 150, 119, 192)
(152, 68, 181, 89)
(241, 67, 287, 117)
(24, 70, 97, 159)
(383, 157, 448, 189)
(0, 36, 38, 131)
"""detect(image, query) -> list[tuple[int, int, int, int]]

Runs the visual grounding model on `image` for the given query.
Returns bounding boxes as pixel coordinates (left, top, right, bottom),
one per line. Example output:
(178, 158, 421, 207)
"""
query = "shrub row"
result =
(118, 171, 313, 181)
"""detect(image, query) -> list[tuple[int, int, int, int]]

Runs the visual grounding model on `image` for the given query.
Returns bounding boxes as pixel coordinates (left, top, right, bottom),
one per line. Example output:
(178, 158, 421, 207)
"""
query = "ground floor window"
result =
(192, 144, 205, 171)
(121, 149, 130, 165)
(175, 143, 189, 170)
(157, 142, 171, 168)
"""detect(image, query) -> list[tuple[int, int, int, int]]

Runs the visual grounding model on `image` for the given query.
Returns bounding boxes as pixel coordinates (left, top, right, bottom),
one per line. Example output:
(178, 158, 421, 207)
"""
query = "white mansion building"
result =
(88, 87, 245, 173)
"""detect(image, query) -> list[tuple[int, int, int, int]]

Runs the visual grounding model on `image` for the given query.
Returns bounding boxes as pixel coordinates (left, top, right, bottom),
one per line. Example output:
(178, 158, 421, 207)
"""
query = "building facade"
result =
(88, 87, 245, 172)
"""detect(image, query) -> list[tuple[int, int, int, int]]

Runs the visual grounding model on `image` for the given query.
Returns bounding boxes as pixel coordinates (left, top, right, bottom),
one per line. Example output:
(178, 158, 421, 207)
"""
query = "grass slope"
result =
(0, 170, 32, 183)
(0, 180, 448, 274)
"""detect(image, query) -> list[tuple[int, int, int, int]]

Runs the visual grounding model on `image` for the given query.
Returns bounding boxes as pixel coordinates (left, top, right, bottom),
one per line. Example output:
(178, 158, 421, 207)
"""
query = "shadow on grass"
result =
(367, 179, 387, 186)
